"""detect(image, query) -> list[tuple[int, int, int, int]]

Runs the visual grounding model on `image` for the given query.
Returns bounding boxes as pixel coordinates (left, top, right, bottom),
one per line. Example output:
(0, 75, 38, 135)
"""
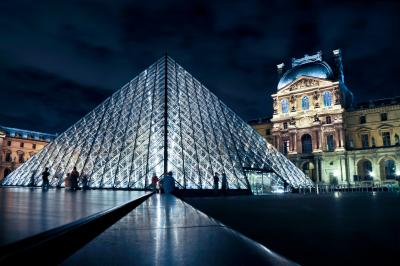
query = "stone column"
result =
(334, 128, 340, 149)
(339, 128, 345, 148)
(315, 157, 320, 183)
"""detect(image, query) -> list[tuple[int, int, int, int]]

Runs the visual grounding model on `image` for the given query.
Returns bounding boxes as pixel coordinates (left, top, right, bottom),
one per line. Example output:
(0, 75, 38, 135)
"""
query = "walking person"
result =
(163, 171, 175, 194)
(41, 167, 50, 190)
(213, 172, 219, 195)
(221, 172, 228, 196)
(151, 173, 159, 193)
(70, 167, 80, 190)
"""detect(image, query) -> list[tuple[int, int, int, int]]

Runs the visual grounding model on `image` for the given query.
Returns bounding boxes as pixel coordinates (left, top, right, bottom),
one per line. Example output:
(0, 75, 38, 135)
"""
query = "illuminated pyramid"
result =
(3, 56, 313, 190)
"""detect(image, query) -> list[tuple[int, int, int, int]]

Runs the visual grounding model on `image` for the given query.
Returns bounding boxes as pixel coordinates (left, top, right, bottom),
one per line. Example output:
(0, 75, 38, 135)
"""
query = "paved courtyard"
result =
(185, 192, 400, 266)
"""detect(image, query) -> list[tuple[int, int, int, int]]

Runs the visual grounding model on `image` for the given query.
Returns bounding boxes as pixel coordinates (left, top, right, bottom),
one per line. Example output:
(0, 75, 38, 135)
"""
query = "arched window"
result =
(301, 134, 313, 154)
(323, 91, 332, 107)
(17, 152, 24, 163)
(357, 159, 373, 180)
(281, 99, 289, 114)
(301, 96, 309, 110)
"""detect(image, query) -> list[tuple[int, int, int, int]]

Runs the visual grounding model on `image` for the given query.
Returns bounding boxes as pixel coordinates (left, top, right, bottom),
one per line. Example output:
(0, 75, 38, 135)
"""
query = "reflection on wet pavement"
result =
(63, 194, 295, 265)
(0, 188, 147, 245)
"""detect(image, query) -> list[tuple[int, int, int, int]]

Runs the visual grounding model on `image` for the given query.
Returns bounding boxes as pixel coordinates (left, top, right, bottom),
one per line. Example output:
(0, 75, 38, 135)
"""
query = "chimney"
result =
(277, 63, 285, 78)
(333, 49, 344, 83)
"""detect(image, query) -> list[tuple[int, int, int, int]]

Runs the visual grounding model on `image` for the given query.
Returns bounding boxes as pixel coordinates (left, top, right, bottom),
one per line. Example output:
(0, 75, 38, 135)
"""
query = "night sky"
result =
(1, 0, 399, 134)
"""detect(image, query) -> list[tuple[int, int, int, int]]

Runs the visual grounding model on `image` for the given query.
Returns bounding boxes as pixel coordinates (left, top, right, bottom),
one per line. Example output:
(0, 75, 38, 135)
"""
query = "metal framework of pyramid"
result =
(3, 56, 313, 190)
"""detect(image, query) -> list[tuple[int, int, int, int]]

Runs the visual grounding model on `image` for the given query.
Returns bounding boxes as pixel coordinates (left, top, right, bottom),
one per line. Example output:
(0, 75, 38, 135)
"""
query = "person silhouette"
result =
(41, 167, 50, 189)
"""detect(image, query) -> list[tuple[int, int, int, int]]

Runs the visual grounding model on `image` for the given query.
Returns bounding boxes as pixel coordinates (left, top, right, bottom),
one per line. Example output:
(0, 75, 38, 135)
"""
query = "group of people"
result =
(41, 167, 86, 190)
(213, 172, 228, 195)
(151, 171, 175, 194)
(150, 171, 228, 195)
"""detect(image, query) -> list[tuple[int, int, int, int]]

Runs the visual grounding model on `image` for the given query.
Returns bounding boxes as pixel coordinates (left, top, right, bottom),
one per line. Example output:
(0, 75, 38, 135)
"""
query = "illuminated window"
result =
(283, 140, 289, 155)
(281, 99, 289, 113)
(301, 96, 309, 110)
(323, 91, 332, 107)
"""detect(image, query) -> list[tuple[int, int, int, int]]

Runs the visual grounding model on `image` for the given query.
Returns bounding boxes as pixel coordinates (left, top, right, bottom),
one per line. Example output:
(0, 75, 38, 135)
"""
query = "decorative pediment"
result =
(279, 76, 334, 94)
(298, 116, 314, 128)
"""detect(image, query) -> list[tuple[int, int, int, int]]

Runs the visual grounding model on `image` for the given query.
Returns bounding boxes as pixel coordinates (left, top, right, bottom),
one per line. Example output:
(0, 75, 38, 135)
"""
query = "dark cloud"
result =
(0, 0, 399, 133)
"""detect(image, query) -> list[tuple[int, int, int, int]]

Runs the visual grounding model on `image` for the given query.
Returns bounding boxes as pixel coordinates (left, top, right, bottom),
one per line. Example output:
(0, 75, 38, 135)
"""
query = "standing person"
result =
(221, 173, 228, 196)
(42, 167, 50, 189)
(70, 167, 80, 190)
(163, 171, 175, 194)
(151, 173, 159, 193)
(65, 173, 71, 189)
(213, 172, 219, 194)
(29, 170, 36, 187)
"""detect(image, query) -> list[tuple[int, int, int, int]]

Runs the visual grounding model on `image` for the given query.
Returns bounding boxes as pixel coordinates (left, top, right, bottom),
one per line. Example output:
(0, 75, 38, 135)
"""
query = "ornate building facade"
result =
(0, 126, 56, 181)
(250, 50, 400, 184)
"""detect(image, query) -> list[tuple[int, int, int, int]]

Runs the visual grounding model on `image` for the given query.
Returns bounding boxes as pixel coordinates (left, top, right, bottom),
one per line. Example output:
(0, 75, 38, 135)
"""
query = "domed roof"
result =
(277, 61, 334, 90)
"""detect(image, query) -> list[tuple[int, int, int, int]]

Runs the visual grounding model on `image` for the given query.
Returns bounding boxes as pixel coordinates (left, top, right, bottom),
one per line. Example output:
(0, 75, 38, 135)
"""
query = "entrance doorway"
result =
(244, 168, 285, 194)
(357, 159, 373, 180)
(380, 159, 396, 180)
(302, 162, 315, 182)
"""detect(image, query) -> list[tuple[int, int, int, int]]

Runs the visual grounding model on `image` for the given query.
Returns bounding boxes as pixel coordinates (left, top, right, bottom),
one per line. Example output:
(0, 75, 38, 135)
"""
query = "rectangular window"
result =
(18, 153, 24, 163)
(5, 152, 12, 162)
(7, 140, 11, 146)
(283, 140, 290, 155)
(20, 142, 24, 148)
(361, 134, 369, 148)
(382, 132, 391, 146)
(283, 122, 288, 129)
(32, 143, 36, 149)
(326, 135, 335, 151)
(381, 113, 388, 121)
(360, 115, 366, 124)
(326, 116, 332, 124)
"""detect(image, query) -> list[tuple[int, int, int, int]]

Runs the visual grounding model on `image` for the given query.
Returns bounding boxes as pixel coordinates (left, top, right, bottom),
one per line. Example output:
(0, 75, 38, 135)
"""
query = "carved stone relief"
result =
(290, 78, 320, 90)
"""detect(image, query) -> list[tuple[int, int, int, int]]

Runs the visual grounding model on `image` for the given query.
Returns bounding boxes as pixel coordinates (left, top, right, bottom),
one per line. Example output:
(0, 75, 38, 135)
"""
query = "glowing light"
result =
(369, 171, 375, 177)
(333, 170, 340, 177)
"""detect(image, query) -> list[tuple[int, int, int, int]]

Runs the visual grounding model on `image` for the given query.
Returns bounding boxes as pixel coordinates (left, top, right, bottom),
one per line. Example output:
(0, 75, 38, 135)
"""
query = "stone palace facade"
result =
(250, 50, 400, 184)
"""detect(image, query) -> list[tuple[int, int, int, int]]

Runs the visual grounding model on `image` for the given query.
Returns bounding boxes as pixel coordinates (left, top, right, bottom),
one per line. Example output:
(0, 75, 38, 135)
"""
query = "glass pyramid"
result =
(3, 56, 313, 190)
